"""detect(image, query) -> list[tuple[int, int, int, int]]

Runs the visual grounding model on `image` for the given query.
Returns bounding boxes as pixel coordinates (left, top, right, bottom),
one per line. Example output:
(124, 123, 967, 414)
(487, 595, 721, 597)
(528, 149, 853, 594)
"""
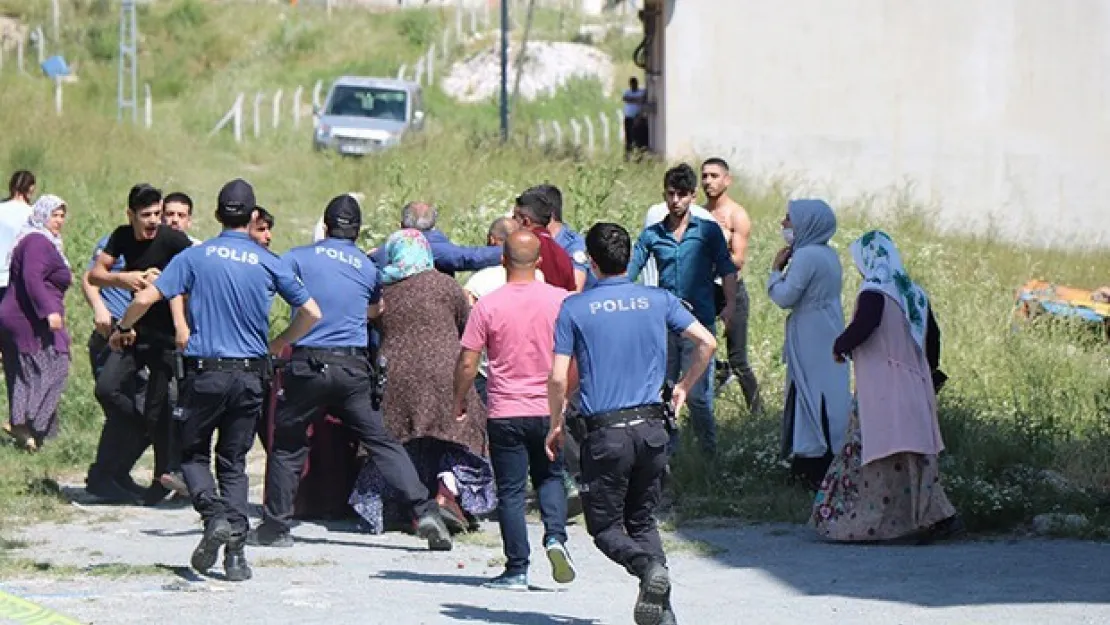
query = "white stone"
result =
(441, 40, 615, 104)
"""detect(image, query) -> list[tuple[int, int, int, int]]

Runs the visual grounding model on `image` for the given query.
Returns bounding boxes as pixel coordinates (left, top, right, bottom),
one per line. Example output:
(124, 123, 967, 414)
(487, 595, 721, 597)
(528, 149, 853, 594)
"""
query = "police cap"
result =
(323, 193, 362, 237)
(217, 178, 257, 219)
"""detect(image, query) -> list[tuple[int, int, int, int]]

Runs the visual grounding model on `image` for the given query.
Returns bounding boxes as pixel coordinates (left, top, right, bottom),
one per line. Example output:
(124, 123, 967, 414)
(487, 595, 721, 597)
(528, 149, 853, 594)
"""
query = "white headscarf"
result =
(849, 230, 929, 350)
(13, 194, 68, 269)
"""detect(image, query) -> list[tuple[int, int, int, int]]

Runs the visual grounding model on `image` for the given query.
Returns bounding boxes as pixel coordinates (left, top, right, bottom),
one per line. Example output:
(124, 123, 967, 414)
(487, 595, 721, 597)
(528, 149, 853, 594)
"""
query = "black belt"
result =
(584, 403, 665, 433)
(291, 346, 367, 358)
(184, 357, 268, 374)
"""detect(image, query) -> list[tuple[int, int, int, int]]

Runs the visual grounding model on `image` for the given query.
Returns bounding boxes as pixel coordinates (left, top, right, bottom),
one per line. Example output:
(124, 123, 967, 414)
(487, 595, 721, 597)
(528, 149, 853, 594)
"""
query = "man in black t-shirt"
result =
(88, 183, 194, 506)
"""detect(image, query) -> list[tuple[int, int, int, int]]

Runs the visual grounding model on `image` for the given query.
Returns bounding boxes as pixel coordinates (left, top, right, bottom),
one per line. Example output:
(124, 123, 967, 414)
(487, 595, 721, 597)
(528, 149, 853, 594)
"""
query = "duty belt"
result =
(584, 403, 666, 433)
(290, 346, 368, 359)
(184, 357, 269, 374)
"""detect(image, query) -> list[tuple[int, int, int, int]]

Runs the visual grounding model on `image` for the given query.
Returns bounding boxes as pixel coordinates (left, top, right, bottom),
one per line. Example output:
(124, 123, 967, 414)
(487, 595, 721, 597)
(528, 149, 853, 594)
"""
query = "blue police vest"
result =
(284, 237, 380, 348)
(553, 276, 696, 416)
(154, 231, 311, 358)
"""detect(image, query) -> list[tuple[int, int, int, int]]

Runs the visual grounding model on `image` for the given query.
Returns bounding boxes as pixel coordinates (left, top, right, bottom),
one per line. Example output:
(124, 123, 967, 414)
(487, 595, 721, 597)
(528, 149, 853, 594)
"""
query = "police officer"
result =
(110, 179, 322, 582)
(545, 223, 716, 625)
(250, 194, 453, 552)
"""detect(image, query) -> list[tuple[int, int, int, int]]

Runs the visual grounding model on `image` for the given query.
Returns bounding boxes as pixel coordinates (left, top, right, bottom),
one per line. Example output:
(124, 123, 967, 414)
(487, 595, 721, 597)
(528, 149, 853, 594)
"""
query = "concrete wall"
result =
(657, 0, 1110, 248)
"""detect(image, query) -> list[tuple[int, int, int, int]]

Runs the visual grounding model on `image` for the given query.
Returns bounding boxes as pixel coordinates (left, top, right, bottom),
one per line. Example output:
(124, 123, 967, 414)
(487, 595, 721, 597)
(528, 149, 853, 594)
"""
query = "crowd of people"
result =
(0, 159, 968, 623)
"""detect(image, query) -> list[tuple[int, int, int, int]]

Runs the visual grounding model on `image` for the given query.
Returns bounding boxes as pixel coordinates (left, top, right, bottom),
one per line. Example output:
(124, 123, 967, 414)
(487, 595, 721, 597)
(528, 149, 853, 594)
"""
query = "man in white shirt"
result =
(464, 217, 542, 404)
(0, 170, 36, 301)
(622, 77, 647, 158)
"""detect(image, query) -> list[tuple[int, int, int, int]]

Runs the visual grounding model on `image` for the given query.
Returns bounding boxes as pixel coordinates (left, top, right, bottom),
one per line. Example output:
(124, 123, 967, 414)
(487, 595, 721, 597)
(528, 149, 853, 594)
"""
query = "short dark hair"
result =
(163, 191, 194, 215)
(8, 170, 34, 199)
(663, 164, 697, 194)
(255, 207, 274, 228)
(127, 183, 162, 212)
(532, 183, 564, 222)
(515, 186, 555, 226)
(218, 210, 252, 229)
(585, 222, 630, 276)
(700, 157, 729, 172)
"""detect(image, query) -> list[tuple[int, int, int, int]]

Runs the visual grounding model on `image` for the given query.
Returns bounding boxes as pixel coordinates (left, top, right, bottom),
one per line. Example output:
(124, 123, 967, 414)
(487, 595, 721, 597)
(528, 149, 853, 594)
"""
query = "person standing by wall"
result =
(622, 77, 648, 158)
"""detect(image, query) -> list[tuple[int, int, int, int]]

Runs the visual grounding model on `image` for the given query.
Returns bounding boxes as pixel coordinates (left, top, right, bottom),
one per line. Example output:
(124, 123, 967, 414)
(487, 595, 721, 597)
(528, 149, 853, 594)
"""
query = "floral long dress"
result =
(812, 402, 955, 542)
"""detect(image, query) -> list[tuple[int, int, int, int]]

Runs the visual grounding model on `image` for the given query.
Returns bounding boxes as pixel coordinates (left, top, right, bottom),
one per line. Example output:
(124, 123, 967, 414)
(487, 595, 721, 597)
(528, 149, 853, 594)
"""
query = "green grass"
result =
(0, 0, 1106, 549)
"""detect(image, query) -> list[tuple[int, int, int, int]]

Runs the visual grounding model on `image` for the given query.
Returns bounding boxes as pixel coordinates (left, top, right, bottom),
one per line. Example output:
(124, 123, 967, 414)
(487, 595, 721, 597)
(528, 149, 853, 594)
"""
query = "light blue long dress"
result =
(767, 199, 852, 464)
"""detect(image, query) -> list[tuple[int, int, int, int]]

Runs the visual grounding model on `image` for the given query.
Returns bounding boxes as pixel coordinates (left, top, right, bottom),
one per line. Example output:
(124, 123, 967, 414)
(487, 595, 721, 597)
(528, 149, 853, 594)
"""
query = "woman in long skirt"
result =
(813, 229, 962, 543)
(0, 195, 73, 451)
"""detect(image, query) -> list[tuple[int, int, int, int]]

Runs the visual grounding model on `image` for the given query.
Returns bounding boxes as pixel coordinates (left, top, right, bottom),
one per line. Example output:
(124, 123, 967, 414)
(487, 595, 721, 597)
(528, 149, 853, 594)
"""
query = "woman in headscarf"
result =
(350, 229, 496, 535)
(813, 230, 962, 543)
(768, 199, 852, 490)
(0, 195, 72, 451)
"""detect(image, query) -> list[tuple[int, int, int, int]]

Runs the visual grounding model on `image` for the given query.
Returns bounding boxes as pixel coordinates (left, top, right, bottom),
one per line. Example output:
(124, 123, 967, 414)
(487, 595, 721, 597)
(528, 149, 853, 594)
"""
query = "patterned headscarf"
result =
(13, 194, 68, 269)
(380, 228, 434, 285)
(850, 230, 929, 350)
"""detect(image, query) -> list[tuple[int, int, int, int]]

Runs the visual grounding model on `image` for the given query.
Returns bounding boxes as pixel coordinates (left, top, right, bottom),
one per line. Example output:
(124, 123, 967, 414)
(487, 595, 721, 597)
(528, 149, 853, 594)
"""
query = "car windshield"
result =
(325, 85, 408, 121)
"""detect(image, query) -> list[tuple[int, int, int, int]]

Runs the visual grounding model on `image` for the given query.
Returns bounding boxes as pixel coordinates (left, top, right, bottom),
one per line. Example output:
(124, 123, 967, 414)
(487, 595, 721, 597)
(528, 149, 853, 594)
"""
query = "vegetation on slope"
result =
(0, 0, 1106, 540)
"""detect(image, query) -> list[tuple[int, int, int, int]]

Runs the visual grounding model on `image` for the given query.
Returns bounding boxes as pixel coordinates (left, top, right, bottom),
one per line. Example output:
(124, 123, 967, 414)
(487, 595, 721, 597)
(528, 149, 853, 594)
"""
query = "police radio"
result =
(371, 355, 388, 411)
(660, 381, 679, 435)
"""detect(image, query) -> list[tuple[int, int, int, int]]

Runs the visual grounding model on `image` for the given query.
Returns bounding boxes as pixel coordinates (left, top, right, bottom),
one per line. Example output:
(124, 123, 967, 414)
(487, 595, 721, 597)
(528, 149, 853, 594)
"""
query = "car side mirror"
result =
(312, 104, 320, 117)
(414, 110, 425, 123)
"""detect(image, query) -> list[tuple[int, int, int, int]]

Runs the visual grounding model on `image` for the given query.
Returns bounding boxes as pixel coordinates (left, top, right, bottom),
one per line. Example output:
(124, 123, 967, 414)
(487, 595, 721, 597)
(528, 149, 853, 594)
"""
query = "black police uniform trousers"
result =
(90, 337, 176, 485)
(178, 362, 266, 536)
(262, 348, 436, 534)
(579, 416, 670, 578)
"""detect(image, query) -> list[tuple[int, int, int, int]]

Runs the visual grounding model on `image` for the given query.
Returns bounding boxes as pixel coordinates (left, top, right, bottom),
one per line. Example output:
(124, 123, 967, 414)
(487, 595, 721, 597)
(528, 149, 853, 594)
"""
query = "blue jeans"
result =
(487, 416, 568, 576)
(666, 332, 716, 454)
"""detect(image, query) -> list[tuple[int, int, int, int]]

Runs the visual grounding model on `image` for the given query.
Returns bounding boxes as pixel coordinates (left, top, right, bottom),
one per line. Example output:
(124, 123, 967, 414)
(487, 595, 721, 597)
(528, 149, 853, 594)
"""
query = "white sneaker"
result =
(545, 539, 577, 584)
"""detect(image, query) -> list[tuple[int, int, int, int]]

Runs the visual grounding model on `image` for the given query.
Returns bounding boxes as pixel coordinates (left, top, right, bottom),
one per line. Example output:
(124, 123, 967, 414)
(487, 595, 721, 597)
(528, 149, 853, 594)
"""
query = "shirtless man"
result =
(701, 157, 762, 413)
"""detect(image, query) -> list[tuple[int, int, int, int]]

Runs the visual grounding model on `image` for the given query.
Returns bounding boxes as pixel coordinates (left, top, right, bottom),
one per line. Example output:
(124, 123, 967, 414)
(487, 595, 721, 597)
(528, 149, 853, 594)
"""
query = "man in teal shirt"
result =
(628, 163, 736, 455)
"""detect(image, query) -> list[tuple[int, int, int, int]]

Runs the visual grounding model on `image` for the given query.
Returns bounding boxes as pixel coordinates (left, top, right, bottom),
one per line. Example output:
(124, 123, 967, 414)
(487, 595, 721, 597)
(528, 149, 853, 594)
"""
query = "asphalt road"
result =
(3, 483, 1110, 625)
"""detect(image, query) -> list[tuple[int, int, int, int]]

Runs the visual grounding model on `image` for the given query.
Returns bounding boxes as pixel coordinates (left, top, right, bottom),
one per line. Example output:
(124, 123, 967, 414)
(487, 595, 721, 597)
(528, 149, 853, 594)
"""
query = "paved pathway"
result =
(2, 482, 1110, 624)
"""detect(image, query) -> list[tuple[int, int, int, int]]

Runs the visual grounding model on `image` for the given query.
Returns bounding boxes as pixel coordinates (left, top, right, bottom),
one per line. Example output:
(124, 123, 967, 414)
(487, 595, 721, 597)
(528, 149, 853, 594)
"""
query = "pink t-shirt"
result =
(460, 279, 569, 418)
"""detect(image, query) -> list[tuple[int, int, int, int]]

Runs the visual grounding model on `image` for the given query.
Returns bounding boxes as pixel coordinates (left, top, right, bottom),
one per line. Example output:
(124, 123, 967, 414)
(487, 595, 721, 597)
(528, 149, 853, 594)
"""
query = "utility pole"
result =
(118, 0, 138, 123)
(499, 0, 509, 142)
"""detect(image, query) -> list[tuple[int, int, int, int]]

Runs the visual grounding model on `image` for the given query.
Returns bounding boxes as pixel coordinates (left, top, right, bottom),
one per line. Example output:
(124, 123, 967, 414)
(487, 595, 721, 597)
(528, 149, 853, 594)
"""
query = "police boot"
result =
(223, 535, 253, 582)
(633, 562, 671, 625)
(415, 511, 453, 552)
(660, 594, 677, 625)
(190, 517, 232, 574)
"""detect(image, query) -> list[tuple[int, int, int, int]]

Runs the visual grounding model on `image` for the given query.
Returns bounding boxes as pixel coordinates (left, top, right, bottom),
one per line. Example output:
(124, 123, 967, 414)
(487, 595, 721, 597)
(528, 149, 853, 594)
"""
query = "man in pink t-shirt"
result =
(453, 229, 577, 591)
